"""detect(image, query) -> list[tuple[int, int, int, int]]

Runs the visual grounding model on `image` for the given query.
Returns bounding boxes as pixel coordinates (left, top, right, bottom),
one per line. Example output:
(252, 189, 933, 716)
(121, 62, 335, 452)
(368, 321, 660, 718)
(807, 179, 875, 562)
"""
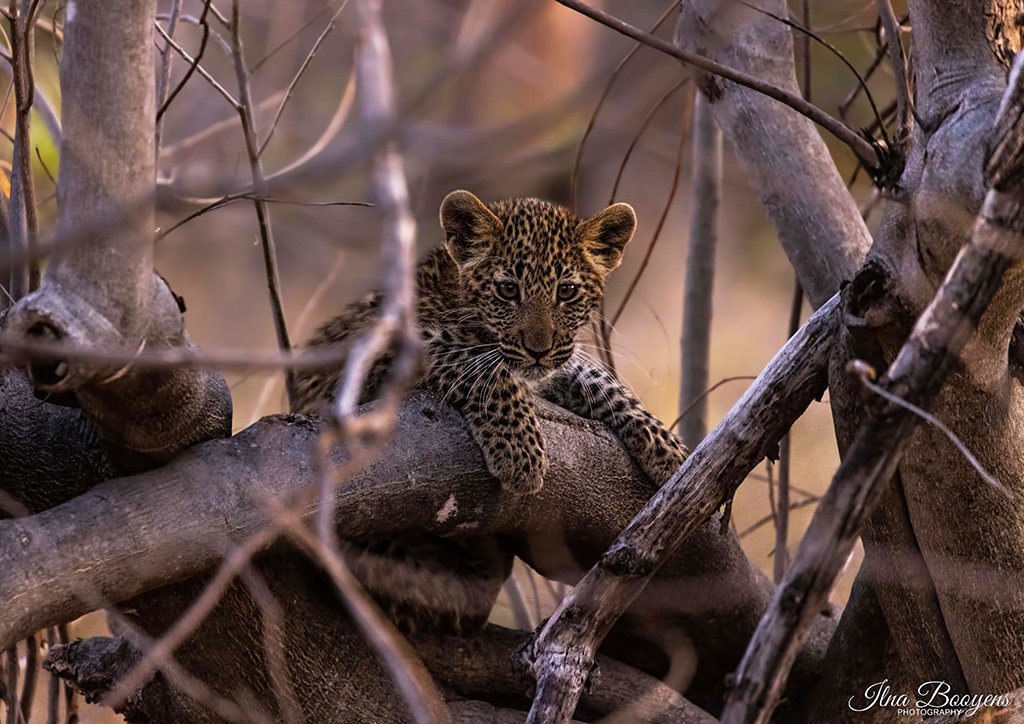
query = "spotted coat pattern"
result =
(291, 192, 689, 633)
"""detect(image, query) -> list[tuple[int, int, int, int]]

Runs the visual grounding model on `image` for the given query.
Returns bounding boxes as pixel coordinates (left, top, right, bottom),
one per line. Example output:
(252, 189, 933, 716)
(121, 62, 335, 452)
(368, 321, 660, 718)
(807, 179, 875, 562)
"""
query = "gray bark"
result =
(0, 391, 836, 719)
(674, 0, 873, 308)
(830, 0, 1024, 699)
(1, 0, 231, 466)
(679, 93, 721, 449)
(678, 0, 1024, 714)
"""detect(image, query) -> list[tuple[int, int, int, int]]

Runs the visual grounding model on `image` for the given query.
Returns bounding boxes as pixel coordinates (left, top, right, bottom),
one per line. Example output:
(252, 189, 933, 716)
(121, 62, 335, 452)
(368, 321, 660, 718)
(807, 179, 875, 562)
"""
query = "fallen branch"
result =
(522, 294, 839, 724)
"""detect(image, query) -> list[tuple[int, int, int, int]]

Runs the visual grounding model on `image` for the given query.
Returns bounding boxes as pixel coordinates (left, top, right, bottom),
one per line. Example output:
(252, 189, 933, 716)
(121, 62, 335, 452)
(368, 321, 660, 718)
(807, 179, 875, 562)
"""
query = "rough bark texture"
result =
(674, 0, 873, 308)
(820, 0, 1024, 703)
(0, 392, 834, 720)
(1, 0, 232, 468)
(523, 296, 839, 724)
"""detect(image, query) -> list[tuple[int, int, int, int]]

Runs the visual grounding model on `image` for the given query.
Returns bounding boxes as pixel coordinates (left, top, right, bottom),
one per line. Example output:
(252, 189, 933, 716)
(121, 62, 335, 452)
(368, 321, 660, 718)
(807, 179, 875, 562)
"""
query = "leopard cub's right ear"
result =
(440, 190, 502, 265)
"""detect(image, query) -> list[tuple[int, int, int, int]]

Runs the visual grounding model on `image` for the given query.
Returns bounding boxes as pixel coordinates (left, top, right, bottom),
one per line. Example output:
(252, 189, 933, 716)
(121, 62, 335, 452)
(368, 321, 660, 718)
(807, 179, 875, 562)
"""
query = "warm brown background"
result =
(12, 0, 897, 719)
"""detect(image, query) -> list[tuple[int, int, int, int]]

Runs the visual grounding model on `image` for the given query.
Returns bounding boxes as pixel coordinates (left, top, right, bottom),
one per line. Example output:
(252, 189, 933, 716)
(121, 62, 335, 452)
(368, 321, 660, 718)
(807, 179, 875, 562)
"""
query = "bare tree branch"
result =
(230, 0, 295, 403)
(7, 0, 38, 299)
(257, 2, 344, 157)
(522, 294, 839, 724)
(555, 0, 880, 169)
(675, 0, 873, 307)
(875, 0, 913, 143)
(570, 0, 681, 212)
(156, 0, 214, 126)
(719, 49, 1024, 724)
(679, 92, 721, 448)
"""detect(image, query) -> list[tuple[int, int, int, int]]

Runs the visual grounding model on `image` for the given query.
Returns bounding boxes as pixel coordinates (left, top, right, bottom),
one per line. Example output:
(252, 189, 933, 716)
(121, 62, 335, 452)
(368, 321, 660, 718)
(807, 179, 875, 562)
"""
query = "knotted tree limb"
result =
(520, 293, 838, 724)
(0, 0, 231, 468)
(718, 48, 1024, 724)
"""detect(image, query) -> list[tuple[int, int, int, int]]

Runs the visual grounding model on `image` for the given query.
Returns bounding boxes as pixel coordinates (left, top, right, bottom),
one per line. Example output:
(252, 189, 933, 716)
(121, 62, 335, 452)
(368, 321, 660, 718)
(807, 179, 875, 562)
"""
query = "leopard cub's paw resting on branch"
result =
(291, 190, 688, 632)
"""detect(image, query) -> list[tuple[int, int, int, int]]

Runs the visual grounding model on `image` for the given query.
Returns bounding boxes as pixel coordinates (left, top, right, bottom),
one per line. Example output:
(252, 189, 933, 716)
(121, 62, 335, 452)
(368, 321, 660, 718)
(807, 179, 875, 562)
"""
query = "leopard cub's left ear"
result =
(576, 202, 637, 274)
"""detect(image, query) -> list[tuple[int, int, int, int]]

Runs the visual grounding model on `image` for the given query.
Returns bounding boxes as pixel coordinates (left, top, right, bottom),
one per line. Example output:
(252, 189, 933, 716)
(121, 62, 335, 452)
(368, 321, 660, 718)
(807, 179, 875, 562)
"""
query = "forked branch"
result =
(719, 50, 1024, 724)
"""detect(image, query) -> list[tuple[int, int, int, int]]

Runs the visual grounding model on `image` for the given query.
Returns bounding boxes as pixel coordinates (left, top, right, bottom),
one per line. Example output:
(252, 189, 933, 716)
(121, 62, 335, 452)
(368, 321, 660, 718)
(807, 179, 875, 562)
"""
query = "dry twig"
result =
(570, 0, 681, 211)
(230, 0, 295, 401)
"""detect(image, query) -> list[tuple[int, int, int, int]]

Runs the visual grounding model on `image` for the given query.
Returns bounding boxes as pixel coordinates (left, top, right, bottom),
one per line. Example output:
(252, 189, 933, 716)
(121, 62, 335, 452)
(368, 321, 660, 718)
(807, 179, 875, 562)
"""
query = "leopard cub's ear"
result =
(440, 190, 502, 265)
(576, 202, 637, 274)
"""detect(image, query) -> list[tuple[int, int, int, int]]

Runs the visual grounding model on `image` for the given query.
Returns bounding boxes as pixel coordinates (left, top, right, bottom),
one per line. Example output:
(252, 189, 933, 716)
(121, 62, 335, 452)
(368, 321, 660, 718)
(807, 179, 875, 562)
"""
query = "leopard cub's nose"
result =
(525, 342, 554, 362)
(522, 329, 554, 362)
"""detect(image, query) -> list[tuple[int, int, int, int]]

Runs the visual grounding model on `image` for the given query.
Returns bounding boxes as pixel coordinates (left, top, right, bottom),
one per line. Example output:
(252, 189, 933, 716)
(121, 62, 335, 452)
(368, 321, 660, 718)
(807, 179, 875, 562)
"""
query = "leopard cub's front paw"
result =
(485, 443, 548, 495)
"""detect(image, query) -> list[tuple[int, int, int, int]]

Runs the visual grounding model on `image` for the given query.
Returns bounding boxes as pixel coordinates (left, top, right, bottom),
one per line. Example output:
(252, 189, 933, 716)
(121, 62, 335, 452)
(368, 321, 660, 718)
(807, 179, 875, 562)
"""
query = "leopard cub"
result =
(294, 190, 688, 493)
(291, 191, 688, 632)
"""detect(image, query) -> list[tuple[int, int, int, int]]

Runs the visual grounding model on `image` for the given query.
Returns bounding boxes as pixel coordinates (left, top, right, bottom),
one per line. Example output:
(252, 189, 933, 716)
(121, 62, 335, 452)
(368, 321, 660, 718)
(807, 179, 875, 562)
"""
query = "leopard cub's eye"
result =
(557, 282, 579, 301)
(496, 280, 520, 300)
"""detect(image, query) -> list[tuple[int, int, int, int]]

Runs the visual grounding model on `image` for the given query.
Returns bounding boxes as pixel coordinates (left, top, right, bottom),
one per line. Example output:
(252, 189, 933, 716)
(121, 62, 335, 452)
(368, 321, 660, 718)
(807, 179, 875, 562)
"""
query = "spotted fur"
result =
(292, 191, 689, 633)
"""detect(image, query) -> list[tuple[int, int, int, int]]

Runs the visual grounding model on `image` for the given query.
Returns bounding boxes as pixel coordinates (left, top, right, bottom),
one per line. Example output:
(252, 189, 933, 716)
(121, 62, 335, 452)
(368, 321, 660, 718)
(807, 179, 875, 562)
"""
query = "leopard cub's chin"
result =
(506, 361, 552, 384)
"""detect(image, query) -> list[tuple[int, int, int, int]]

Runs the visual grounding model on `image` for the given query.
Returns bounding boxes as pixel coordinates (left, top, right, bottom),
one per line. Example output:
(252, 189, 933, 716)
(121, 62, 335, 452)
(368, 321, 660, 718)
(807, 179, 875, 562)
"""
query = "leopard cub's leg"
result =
(422, 345, 546, 494)
(539, 358, 687, 486)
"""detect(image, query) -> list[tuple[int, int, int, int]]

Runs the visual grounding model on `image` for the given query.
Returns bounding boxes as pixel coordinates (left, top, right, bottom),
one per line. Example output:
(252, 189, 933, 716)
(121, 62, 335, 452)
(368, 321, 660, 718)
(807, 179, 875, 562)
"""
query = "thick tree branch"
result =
(1, 0, 231, 466)
(522, 294, 839, 724)
(0, 383, 835, 711)
(719, 48, 1024, 724)
(674, 0, 873, 308)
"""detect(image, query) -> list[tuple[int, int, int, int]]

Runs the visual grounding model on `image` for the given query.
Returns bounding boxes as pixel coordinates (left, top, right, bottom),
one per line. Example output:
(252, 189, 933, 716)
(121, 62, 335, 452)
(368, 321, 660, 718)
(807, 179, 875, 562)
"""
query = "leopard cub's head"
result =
(440, 190, 636, 381)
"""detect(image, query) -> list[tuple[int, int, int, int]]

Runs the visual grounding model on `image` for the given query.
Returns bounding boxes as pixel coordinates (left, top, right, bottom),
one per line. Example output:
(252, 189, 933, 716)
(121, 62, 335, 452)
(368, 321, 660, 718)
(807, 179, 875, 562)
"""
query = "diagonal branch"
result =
(156, 0, 214, 125)
(522, 294, 839, 724)
(570, 0, 681, 211)
(257, 2, 345, 157)
(155, 19, 238, 109)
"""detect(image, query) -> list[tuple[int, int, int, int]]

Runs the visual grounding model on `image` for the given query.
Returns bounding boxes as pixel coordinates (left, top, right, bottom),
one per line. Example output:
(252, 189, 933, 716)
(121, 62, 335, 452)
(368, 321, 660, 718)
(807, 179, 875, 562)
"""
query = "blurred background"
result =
(9, 0, 900, 719)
